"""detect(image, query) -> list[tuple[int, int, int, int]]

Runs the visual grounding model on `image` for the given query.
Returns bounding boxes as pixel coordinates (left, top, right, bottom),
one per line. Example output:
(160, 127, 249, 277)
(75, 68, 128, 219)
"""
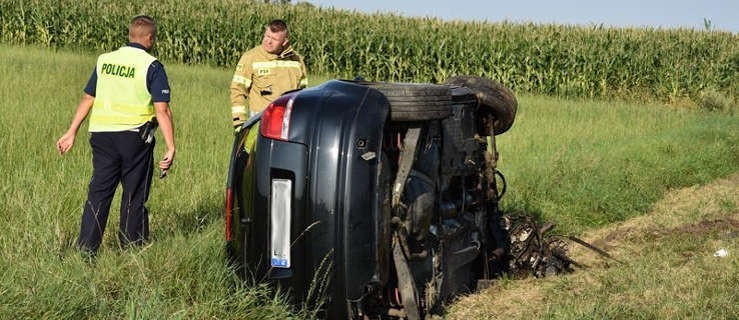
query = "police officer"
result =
(56, 15, 175, 254)
(230, 19, 308, 129)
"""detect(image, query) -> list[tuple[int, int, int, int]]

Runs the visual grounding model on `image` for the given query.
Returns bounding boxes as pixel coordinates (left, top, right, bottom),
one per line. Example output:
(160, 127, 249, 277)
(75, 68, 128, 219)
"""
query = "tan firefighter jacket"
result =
(230, 45, 307, 126)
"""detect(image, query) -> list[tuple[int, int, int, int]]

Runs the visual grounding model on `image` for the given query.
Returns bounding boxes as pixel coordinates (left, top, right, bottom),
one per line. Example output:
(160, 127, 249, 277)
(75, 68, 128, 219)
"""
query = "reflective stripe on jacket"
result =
(89, 46, 157, 132)
(230, 45, 307, 120)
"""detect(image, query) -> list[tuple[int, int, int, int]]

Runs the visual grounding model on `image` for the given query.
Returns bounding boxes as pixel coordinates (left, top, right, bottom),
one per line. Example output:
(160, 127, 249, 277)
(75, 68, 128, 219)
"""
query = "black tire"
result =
(366, 82, 452, 121)
(444, 76, 517, 135)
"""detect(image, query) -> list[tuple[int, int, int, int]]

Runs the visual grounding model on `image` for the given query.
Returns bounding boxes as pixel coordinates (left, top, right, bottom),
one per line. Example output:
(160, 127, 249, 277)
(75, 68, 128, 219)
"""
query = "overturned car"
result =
(225, 76, 517, 319)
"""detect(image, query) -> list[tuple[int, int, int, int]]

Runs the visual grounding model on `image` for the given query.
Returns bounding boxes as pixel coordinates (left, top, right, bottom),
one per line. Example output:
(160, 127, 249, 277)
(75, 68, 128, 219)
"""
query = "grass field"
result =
(447, 174, 738, 319)
(0, 44, 736, 319)
(497, 94, 737, 234)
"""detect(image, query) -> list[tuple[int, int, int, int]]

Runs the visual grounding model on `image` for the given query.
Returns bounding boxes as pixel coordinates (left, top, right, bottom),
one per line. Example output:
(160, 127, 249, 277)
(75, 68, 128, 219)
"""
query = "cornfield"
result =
(2, 0, 737, 100)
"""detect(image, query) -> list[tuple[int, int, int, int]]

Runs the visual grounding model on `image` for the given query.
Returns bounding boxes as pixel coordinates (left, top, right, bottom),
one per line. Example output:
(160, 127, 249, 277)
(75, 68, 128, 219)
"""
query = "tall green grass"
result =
(0, 45, 736, 318)
(1, 0, 737, 101)
(0, 45, 295, 319)
(497, 95, 739, 234)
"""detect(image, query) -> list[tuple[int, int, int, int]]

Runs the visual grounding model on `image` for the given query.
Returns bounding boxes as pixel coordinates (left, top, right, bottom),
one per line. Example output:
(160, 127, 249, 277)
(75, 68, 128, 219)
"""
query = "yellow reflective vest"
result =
(230, 45, 307, 121)
(89, 46, 157, 132)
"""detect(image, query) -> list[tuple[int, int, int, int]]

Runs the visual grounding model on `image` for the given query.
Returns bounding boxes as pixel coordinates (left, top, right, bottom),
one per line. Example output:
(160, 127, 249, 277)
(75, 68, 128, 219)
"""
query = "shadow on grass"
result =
(500, 201, 546, 224)
(165, 191, 224, 237)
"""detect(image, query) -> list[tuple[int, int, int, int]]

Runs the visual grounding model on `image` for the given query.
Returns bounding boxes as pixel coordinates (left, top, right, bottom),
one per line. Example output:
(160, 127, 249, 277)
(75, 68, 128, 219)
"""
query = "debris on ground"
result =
(503, 213, 620, 278)
(713, 248, 729, 258)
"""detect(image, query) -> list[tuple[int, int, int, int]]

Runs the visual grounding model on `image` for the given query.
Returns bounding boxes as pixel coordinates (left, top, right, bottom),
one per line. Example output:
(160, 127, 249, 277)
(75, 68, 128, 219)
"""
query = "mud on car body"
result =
(225, 76, 517, 319)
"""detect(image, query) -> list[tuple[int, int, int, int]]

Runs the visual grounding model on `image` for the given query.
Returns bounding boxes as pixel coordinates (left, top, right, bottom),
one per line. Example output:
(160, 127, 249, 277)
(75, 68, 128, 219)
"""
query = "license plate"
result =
(270, 179, 292, 268)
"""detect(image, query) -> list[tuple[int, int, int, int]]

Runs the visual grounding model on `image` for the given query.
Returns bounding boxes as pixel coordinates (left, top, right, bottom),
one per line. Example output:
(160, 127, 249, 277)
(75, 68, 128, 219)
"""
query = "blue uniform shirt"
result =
(84, 42, 171, 102)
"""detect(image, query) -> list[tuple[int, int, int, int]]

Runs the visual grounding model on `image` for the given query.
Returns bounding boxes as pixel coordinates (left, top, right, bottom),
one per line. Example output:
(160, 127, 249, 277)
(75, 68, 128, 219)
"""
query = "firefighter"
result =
(230, 19, 308, 130)
(56, 15, 175, 255)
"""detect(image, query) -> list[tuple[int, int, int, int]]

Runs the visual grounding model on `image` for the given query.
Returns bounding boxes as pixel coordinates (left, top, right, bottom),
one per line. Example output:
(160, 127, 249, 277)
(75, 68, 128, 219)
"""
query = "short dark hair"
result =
(129, 15, 156, 39)
(268, 19, 288, 35)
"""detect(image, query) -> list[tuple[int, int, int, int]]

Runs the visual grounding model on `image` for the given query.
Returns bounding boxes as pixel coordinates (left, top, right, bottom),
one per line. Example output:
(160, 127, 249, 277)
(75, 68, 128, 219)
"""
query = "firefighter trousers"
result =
(77, 130, 154, 253)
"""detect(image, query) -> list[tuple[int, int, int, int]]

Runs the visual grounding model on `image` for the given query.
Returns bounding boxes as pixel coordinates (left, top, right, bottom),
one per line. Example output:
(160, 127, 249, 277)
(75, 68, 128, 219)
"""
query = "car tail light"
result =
(261, 92, 298, 141)
(225, 187, 233, 241)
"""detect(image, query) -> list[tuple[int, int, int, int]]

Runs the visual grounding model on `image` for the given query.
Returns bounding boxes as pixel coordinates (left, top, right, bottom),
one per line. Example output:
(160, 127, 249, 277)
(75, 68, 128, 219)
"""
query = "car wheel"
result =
(444, 76, 517, 135)
(366, 83, 452, 121)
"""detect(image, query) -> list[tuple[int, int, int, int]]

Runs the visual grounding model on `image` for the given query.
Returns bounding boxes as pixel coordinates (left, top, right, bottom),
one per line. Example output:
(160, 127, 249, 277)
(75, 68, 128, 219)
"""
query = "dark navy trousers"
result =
(77, 130, 154, 253)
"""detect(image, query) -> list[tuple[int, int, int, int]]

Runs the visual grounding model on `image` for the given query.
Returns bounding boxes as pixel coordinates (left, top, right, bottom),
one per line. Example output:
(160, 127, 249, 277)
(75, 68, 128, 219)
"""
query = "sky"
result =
(307, 0, 739, 33)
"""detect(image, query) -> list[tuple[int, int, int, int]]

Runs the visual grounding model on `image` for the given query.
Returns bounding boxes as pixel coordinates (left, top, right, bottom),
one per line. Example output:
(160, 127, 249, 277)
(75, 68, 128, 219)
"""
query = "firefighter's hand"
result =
(233, 116, 245, 132)
(233, 110, 247, 131)
(56, 132, 76, 155)
(159, 148, 175, 177)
